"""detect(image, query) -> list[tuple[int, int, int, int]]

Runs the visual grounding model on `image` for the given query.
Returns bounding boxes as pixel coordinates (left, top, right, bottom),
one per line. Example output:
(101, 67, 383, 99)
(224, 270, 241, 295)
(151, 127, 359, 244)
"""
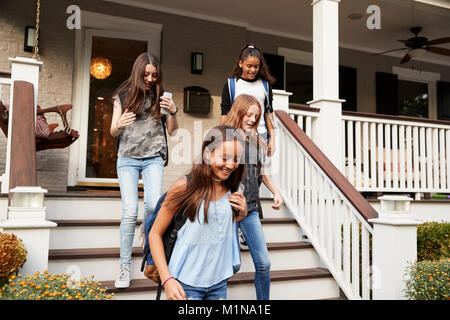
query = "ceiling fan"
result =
(373, 26, 450, 63)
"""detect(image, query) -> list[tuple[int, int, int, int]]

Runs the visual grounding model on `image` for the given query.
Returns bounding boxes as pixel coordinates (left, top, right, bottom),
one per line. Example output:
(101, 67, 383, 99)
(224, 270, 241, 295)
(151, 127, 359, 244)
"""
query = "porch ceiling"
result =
(104, 0, 450, 66)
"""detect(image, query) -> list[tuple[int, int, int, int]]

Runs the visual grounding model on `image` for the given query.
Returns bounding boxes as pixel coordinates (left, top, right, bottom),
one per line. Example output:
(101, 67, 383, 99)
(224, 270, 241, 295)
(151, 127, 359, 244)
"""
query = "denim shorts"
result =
(178, 279, 228, 300)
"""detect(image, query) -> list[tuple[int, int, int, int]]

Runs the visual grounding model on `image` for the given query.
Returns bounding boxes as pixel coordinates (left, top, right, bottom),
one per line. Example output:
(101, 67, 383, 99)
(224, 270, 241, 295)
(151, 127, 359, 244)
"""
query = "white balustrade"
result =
(342, 114, 450, 194)
(276, 117, 374, 300)
(287, 105, 318, 138)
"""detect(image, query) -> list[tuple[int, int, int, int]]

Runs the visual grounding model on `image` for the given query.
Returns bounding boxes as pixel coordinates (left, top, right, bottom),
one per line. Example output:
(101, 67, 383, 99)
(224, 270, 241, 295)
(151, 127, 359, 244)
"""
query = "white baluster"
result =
(363, 122, 369, 189)
(351, 214, 360, 297)
(361, 226, 370, 300)
(413, 127, 419, 190)
(433, 128, 439, 190)
(297, 115, 304, 130)
(426, 128, 433, 190)
(446, 130, 450, 191)
(370, 123, 377, 189)
(306, 116, 312, 137)
(377, 123, 384, 189)
(347, 120, 354, 186)
(392, 125, 399, 189)
(399, 125, 406, 189)
(406, 126, 413, 189)
(299, 152, 305, 220)
(419, 127, 426, 190)
(355, 121, 362, 189)
(343, 206, 351, 284)
(385, 124, 391, 189)
(335, 197, 342, 272)
(439, 129, 446, 189)
(311, 166, 318, 240)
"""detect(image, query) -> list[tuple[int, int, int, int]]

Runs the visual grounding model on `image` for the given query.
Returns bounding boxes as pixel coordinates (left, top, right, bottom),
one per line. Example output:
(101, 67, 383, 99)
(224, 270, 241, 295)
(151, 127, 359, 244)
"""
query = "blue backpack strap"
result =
(228, 78, 236, 104)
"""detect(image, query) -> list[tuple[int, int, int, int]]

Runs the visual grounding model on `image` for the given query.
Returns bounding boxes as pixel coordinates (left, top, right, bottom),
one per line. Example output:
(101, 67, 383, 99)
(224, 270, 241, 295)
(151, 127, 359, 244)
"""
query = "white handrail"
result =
(275, 116, 374, 300)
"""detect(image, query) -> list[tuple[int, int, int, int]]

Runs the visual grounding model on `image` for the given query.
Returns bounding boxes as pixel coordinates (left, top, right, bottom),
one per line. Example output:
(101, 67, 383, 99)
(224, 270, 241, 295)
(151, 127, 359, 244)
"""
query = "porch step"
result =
(102, 268, 340, 300)
(42, 194, 292, 221)
(48, 218, 303, 250)
(47, 241, 320, 281)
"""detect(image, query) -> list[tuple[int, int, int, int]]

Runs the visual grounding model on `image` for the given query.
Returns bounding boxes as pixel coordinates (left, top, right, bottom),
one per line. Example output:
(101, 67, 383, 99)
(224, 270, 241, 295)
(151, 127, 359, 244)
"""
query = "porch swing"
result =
(0, 0, 79, 151)
(0, 101, 79, 151)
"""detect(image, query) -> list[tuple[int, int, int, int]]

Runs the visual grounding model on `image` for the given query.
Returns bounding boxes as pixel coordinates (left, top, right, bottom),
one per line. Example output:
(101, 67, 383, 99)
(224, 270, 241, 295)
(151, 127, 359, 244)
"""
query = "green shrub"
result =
(417, 222, 450, 261)
(404, 259, 449, 300)
(0, 233, 27, 287)
(0, 271, 113, 300)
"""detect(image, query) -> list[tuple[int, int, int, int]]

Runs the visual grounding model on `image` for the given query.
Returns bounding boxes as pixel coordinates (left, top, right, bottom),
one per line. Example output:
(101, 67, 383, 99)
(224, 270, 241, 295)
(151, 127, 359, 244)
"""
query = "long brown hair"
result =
(113, 52, 164, 118)
(231, 43, 276, 84)
(164, 125, 245, 223)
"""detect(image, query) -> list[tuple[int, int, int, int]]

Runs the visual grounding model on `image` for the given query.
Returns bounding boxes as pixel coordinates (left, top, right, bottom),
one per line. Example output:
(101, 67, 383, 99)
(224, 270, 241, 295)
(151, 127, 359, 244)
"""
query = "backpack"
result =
(140, 174, 191, 299)
(227, 78, 275, 143)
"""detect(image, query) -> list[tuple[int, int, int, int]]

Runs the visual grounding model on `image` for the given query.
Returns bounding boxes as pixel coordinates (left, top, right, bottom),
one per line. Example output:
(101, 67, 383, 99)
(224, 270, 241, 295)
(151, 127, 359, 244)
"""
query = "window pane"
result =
(398, 79, 428, 118)
(86, 36, 147, 178)
(286, 63, 313, 105)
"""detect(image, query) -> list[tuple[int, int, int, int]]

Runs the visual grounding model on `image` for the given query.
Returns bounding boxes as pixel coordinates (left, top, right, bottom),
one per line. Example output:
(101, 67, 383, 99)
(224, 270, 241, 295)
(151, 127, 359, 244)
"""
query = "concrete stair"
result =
(39, 192, 342, 300)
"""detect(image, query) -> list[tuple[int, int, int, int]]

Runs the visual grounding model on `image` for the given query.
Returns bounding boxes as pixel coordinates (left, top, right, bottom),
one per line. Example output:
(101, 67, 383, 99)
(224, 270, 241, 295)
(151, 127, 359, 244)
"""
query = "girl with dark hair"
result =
(220, 43, 276, 157)
(224, 94, 284, 300)
(110, 52, 179, 288)
(149, 125, 248, 300)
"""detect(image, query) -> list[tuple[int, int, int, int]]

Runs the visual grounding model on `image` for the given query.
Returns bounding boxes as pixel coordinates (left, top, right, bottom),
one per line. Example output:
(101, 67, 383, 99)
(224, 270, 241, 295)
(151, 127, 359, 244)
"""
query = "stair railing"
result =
(274, 110, 378, 300)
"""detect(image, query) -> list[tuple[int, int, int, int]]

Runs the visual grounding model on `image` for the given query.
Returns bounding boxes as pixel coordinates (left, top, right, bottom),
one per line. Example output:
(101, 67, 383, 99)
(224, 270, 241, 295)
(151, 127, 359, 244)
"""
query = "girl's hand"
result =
(118, 109, 136, 129)
(164, 278, 186, 300)
(228, 192, 247, 222)
(267, 139, 275, 157)
(160, 96, 177, 115)
(272, 192, 284, 210)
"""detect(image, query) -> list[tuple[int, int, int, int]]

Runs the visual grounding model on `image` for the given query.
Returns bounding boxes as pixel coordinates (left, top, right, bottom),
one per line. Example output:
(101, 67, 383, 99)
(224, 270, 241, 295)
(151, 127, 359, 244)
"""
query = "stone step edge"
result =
(48, 242, 313, 260)
(102, 268, 333, 294)
(50, 218, 296, 227)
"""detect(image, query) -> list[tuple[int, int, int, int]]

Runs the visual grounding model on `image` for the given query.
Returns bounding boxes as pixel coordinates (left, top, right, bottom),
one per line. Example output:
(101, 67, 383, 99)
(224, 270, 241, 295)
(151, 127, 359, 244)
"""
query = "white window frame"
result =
(393, 66, 440, 120)
(67, 11, 162, 187)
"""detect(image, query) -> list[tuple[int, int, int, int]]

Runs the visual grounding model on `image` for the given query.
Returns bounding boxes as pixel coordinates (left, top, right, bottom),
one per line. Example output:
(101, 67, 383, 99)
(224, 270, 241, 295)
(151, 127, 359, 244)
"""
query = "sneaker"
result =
(239, 228, 249, 251)
(115, 265, 131, 288)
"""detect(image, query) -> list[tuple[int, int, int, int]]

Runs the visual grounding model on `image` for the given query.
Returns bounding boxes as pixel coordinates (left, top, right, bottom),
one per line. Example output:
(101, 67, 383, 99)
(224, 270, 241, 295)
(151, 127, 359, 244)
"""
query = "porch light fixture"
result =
(408, 48, 426, 59)
(90, 57, 112, 79)
(24, 26, 37, 53)
(191, 52, 203, 74)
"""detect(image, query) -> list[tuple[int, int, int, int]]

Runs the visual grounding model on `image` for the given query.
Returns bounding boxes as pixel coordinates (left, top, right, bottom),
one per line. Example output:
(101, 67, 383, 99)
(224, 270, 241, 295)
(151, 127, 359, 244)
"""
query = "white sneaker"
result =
(239, 228, 249, 251)
(115, 265, 131, 288)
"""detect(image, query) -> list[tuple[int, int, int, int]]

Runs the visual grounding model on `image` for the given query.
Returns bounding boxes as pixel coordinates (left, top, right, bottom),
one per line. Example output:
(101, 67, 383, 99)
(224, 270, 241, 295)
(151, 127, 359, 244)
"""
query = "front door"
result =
(76, 29, 158, 187)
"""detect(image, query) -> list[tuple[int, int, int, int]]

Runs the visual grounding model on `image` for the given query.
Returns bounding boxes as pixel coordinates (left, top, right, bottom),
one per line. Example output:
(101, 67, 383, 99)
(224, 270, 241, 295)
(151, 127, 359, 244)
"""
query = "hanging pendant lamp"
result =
(90, 57, 112, 79)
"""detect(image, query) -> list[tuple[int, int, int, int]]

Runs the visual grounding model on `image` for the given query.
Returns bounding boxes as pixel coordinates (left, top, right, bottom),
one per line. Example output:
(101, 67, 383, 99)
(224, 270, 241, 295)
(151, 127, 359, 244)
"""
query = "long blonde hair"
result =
(223, 94, 265, 150)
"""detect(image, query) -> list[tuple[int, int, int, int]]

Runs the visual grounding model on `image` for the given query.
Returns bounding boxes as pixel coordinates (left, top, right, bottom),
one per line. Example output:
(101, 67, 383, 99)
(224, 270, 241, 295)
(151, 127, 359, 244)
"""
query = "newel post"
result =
(368, 196, 419, 300)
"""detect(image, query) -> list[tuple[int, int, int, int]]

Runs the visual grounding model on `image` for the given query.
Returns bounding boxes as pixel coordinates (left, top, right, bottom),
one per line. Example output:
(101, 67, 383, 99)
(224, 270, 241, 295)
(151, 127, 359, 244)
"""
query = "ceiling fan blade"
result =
(426, 46, 450, 56)
(400, 53, 411, 64)
(426, 37, 450, 45)
(372, 47, 407, 56)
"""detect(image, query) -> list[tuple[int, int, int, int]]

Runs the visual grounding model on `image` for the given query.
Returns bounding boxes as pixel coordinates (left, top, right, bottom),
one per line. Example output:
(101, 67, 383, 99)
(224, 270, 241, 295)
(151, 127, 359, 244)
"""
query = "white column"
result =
(0, 187, 57, 275)
(309, 0, 344, 172)
(368, 196, 419, 300)
(1, 57, 43, 194)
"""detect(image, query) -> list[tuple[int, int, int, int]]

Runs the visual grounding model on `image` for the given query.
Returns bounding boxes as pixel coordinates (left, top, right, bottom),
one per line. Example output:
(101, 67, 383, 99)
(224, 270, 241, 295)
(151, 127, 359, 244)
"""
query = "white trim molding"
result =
(67, 11, 162, 186)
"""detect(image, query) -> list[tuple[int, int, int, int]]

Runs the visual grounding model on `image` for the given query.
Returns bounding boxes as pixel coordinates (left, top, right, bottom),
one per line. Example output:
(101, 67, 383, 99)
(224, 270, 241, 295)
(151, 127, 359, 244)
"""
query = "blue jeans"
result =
(239, 210, 271, 300)
(117, 156, 164, 267)
(179, 279, 228, 300)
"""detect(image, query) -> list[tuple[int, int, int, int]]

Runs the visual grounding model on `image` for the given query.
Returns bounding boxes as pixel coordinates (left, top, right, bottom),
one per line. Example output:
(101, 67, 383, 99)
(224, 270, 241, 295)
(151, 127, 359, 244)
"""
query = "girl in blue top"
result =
(149, 125, 248, 300)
